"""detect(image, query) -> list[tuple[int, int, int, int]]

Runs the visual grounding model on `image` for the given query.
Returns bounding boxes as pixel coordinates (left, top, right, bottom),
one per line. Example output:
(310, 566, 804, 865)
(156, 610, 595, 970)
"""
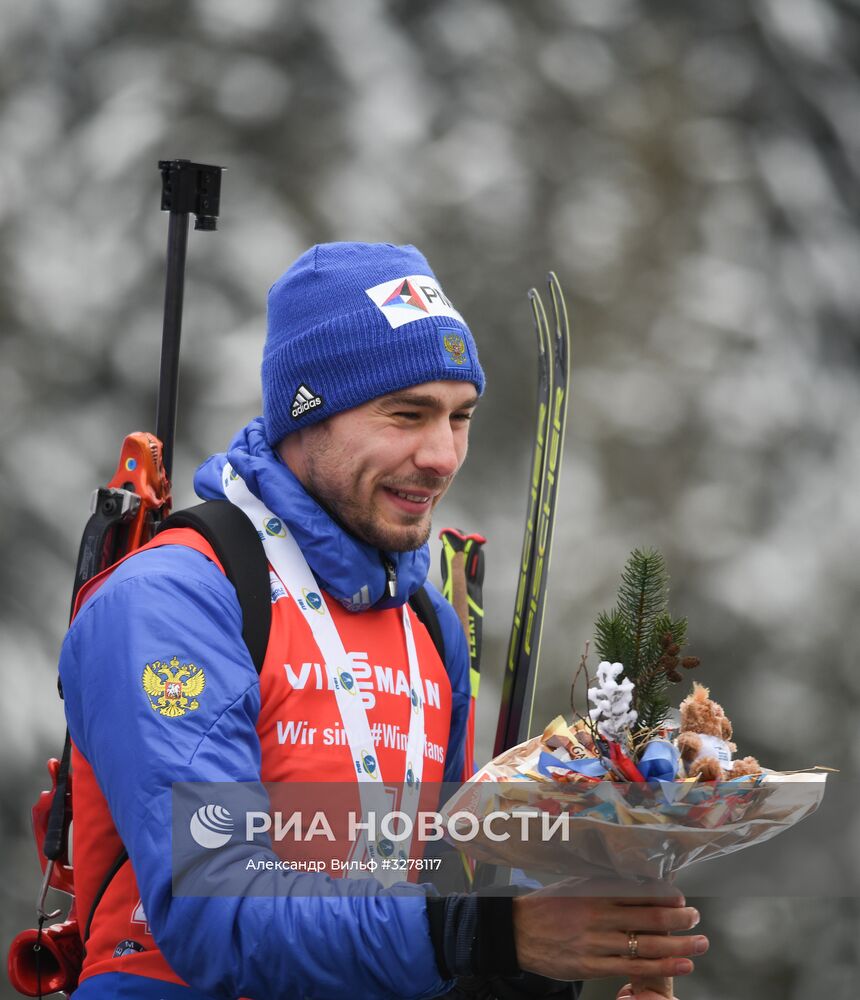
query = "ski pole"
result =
(439, 528, 487, 782)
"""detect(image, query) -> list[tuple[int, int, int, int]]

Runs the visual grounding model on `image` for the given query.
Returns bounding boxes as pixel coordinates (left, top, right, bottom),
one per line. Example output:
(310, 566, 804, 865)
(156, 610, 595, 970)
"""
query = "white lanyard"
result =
(223, 464, 426, 875)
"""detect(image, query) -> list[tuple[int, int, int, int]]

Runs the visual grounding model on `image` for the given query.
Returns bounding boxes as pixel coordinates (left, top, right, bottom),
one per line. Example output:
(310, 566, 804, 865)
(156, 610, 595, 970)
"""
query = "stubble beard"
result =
(300, 445, 434, 554)
(297, 423, 454, 552)
(347, 500, 431, 552)
(310, 479, 433, 552)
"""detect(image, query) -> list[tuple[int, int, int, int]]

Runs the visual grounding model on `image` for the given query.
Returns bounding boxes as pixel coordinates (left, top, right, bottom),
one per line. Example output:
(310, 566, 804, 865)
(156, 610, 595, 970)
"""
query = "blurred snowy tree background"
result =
(1, 0, 858, 996)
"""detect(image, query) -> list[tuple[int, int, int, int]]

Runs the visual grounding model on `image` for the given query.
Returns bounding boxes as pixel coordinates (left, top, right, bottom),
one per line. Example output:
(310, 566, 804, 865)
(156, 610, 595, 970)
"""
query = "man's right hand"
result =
(511, 882, 707, 983)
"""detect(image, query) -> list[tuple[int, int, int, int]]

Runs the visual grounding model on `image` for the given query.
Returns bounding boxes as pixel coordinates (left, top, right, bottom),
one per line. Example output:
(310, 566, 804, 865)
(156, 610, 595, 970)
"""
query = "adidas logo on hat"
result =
(291, 384, 323, 419)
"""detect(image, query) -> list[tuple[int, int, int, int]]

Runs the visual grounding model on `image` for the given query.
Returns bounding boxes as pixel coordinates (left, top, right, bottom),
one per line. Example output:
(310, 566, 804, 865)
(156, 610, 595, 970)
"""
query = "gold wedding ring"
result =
(627, 931, 639, 958)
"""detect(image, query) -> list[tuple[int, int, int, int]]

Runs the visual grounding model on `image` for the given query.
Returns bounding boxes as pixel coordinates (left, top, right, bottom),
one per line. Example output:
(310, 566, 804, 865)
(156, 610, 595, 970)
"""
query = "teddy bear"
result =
(675, 682, 761, 780)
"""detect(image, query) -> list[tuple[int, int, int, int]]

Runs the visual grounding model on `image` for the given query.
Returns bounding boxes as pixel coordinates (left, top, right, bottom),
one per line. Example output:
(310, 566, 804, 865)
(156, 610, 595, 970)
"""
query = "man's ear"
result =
(277, 422, 326, 486)
(277, 430, 305, 480)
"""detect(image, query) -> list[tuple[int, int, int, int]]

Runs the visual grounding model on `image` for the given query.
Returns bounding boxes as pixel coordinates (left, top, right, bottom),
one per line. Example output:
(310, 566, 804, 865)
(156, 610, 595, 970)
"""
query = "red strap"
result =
(71, 529, 224, 620)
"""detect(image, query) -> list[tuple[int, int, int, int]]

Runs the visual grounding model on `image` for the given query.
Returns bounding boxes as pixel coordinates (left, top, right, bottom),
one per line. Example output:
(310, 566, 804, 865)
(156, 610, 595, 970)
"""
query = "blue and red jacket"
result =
(59, 418, 471, 999)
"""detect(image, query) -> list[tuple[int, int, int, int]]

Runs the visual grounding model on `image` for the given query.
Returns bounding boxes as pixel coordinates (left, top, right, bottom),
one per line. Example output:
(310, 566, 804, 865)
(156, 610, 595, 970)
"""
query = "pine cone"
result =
(681, 656, 700, 669)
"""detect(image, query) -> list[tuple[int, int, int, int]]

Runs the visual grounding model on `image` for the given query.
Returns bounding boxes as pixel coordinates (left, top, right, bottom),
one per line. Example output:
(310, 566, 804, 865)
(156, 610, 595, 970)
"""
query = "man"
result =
(59, 242, 705, 999)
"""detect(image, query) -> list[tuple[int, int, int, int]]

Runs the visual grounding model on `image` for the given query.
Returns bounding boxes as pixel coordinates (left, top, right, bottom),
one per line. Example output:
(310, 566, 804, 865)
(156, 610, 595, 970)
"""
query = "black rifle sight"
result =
(158, 158, 223, 230)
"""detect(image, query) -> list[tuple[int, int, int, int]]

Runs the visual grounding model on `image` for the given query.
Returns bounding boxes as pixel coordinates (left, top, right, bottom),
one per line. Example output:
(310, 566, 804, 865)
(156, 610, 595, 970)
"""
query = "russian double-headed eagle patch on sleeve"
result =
(142, 656, 206, 718)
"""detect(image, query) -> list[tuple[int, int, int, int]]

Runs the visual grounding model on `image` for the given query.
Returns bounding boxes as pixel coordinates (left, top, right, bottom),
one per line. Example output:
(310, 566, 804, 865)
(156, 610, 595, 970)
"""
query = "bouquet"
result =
(442, 549, 831, 997)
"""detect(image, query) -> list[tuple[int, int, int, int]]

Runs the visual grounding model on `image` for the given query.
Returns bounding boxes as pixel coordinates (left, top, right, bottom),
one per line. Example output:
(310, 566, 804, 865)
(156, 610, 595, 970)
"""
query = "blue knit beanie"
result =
(262, 242, 485, 445)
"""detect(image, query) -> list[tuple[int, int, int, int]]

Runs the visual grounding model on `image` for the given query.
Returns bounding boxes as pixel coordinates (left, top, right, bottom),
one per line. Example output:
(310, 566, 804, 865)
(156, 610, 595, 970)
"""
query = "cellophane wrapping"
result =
(441, 734, 828, 882)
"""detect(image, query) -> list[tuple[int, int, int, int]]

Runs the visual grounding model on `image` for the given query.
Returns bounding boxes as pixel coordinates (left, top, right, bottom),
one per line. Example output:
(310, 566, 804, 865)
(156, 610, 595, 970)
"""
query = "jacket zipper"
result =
(381, 556, 397, 598)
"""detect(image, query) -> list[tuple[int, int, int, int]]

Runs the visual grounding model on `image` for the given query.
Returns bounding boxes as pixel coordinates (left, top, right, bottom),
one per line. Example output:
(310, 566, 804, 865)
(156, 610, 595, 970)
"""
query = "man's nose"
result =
(414, 421, 461, 478)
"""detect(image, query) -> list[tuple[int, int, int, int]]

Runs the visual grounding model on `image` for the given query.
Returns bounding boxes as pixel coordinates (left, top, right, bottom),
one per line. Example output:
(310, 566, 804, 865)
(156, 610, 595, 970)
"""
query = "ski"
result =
(494, 273, 571, 755)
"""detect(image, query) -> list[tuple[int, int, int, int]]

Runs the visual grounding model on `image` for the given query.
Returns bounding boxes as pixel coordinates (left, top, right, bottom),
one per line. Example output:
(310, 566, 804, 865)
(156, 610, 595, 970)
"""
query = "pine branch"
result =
(616, 549, 670, 680)
(591, 548, 696, 743)
(635, 672, 670, 731)
(594, 610, 629, 664)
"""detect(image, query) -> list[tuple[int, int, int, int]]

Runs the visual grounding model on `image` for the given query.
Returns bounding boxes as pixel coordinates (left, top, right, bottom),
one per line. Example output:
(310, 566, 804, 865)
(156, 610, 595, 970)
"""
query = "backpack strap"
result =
(158, 500, 272, 675)
(409, 585, 445, 666)
(82, 846, 129, 945)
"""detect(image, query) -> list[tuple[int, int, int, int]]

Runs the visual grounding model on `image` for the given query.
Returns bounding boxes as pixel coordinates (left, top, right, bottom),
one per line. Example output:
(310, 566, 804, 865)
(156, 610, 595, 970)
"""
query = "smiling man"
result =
(264, 243, 481, 559)
(279, 380, 477, 553)
(59, 243, 703, 1000)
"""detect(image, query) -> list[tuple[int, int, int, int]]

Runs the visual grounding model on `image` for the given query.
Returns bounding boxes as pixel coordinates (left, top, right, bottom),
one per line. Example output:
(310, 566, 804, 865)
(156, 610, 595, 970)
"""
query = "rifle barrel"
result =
(155, 209, 190, 482)
(154, 158, 223, 482)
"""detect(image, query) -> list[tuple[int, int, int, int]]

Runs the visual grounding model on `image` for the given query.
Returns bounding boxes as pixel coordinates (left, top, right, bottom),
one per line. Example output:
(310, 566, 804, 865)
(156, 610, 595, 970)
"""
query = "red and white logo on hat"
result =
(365, 274, 465, 330)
